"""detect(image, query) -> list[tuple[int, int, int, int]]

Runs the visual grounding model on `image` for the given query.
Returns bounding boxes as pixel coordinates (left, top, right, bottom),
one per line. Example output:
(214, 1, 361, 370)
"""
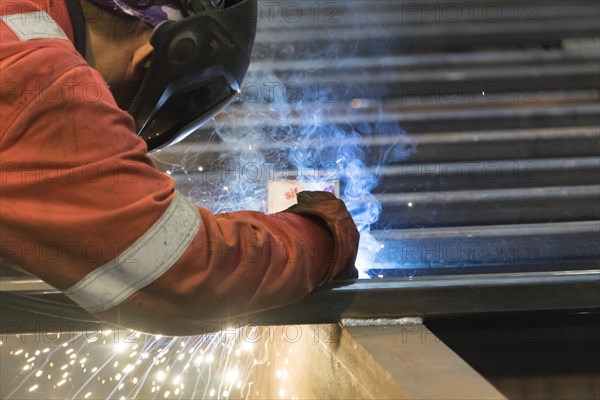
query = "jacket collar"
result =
(65, 0, 86, 57)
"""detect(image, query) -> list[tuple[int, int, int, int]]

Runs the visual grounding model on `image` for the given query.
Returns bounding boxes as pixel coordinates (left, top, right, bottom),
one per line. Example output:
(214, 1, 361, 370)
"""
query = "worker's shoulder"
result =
(1, 10, 84, 78)
(1, 6, 80, 61)
(0, 37, 98, 122)
(0, 37, 102, 140)
(0, 34, 88, 82)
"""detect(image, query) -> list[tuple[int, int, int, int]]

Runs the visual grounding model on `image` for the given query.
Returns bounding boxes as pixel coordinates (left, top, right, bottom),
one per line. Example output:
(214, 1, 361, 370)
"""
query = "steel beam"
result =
(370, 221, 600, 271)
(1, 269, 598, 334)
(250, 323, 506, 399)
(256, 2, 600, 31)
(162, 126, 600, 168)
(248, 49, 600, 73)
(374, 157, 600, 192)
(175, 103, 600, 132)
(376, 186, 600, 228)
(245, 270, 600, 326)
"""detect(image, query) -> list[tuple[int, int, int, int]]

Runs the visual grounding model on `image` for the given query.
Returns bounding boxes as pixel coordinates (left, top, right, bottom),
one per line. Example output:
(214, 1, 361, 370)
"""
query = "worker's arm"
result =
(0, 46, 358, 336)
(96, 199, 358, 335)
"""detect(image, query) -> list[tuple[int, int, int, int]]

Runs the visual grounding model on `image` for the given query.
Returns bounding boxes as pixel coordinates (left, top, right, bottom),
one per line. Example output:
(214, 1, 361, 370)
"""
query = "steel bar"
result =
(158, 104, 600, 142)
(249, 48, 600, 73)
(374, 157, 600, 192)
(253, 64, 600, 100)
(257, 5, 600, 31)
(256, 18, 600, 44)
(1, 269, 598, 333)
(188, 102, 600, 130)
(170, 156, 600, 197)
(160, 127, 600, 171)
(376, 185, 600, 228)
(371, 221, 600, 270)
(246, 270, 600, 326)
(253, 23, 599, 57)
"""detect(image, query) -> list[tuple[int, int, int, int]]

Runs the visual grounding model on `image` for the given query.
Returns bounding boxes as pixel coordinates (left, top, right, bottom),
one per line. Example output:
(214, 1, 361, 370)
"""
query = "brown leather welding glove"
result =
(281, 191, 359, 282)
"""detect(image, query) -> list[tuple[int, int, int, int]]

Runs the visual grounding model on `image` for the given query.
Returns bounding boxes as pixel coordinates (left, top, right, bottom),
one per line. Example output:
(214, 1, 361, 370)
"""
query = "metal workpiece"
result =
(251, 323, 506, 399)
(377, 185, 600, 228)
(371, 221, 600, 270)
(246, 270, 600, 326)
(342, 323, 506, 399)
(164, 126, 600, 166)
(1, 269, 598, 334)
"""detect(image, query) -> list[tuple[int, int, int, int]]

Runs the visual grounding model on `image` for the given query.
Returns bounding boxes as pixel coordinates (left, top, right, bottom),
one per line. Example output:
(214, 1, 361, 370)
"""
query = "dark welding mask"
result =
(127, 0, 257, 150)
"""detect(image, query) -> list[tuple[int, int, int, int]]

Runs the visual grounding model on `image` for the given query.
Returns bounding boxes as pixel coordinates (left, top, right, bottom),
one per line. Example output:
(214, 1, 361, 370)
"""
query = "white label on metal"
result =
(268, 170, 339, 213)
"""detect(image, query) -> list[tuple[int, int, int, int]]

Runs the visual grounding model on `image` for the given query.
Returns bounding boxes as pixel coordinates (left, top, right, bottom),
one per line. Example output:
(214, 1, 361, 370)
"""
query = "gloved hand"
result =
(281, 191, 359, 281)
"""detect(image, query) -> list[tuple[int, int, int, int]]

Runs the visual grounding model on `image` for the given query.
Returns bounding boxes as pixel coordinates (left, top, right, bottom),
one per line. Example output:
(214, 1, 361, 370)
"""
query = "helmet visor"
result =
(128, 0, 257, 151)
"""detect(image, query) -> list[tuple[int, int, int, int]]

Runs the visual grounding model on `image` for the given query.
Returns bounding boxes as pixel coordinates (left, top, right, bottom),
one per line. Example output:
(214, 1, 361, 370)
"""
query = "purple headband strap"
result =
(86, 0, 185, 27)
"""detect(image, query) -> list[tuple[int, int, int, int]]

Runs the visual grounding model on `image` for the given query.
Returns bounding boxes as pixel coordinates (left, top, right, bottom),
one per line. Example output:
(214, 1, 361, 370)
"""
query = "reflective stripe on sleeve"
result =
(0, 12, 69, 41)
(63, 191, 201, 314)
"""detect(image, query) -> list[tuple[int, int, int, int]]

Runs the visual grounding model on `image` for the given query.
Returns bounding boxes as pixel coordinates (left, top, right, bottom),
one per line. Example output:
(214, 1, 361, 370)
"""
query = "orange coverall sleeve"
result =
(0, 43, 339, 335)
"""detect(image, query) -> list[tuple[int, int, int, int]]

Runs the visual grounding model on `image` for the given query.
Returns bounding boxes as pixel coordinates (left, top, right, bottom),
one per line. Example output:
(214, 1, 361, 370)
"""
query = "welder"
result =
(0, 0, 359, 335)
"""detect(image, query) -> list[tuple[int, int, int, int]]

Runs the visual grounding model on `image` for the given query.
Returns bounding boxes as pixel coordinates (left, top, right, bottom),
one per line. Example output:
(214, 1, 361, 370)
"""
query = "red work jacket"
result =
(0, 0, 336, 335)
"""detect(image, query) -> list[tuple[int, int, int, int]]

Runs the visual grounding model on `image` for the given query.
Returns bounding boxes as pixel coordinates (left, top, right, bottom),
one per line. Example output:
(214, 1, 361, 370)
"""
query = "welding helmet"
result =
(85, 0, 257, 151)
